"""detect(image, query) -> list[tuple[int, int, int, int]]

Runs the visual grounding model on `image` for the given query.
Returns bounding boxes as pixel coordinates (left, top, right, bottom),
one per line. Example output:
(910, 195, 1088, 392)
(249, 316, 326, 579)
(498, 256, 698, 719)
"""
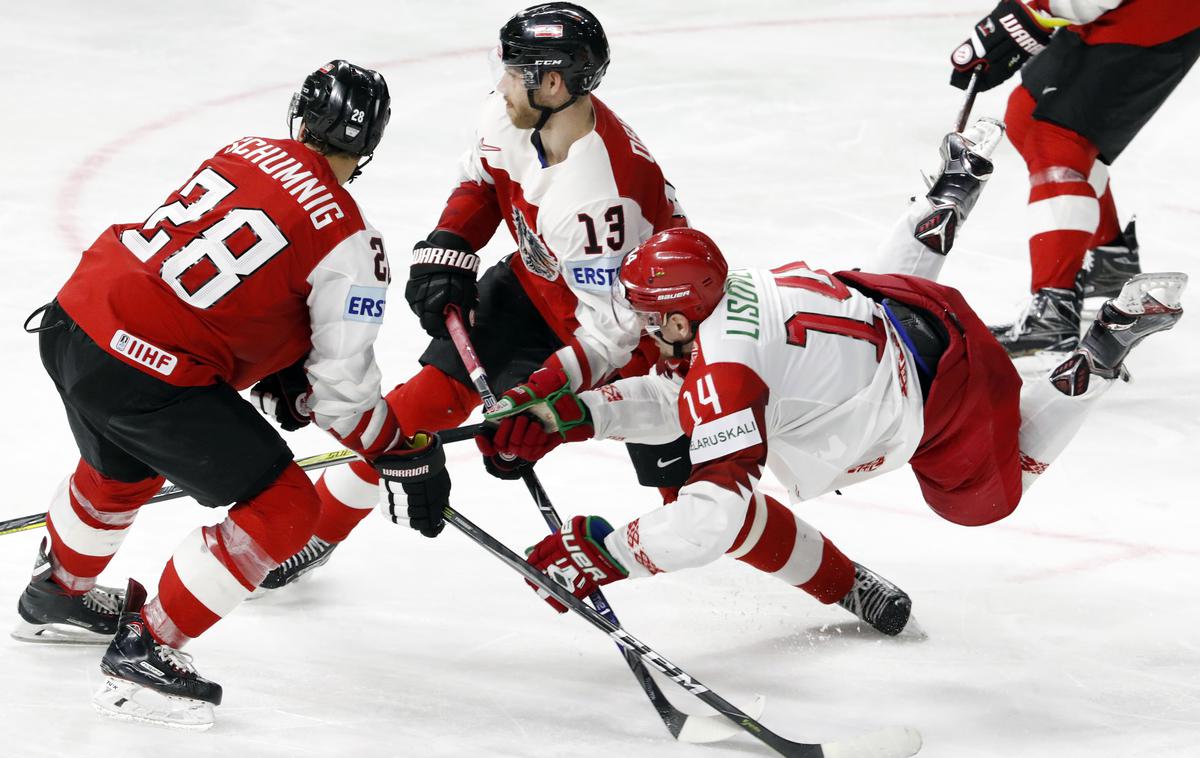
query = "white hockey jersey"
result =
(581, 262, 925, 577)
(433, 92, 686, 389)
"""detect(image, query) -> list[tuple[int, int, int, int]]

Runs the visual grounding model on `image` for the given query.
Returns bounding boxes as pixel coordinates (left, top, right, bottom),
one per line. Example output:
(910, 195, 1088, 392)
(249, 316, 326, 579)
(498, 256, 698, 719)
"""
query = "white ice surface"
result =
(2, 2, 1198, 757)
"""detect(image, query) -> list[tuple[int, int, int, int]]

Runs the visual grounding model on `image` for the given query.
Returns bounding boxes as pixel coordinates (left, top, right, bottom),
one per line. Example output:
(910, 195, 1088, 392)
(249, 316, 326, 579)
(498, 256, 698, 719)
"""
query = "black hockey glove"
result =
(376, 432, 451, 538)
(404, 231, 480, 339)
(475, 425, 534, 481)
(950, 0, 1052, 92)
(250, 358, 311, 431)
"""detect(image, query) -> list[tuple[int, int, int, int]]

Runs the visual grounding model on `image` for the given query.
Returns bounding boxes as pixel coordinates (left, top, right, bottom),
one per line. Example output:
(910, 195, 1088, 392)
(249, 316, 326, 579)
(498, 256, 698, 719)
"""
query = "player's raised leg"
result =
(870, 117, 1005, 280)
(1016, 273, 1186, 490)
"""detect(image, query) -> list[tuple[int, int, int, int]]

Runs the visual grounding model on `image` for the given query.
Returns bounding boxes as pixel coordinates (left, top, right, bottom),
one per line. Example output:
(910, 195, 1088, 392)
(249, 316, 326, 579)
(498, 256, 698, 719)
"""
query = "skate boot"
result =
(989, 285, 1083, 357)
(93, 578, 222, 730)
(916, 117, 1005, 254)
(258, 535, 337, 591)
(12, 537, 123, 645)
(1050, 272, 1187, 396)
(1078, 220, 1142, 300)
(836, 563, 912, 636)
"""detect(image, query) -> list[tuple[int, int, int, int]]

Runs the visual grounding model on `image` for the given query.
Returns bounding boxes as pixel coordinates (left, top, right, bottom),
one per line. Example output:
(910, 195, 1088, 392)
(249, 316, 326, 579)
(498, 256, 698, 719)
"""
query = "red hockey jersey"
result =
(57, 137, 395, 449)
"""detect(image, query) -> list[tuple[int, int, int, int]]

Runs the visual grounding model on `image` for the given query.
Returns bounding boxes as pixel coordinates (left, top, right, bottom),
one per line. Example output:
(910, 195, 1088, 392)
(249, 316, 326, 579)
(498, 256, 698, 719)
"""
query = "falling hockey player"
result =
(380, 118, 1186, 634)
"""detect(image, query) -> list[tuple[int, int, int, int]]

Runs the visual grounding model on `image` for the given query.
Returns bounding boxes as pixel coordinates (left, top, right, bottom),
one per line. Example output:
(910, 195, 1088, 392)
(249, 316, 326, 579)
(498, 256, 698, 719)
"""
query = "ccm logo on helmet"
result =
(534, 59, 565, 66)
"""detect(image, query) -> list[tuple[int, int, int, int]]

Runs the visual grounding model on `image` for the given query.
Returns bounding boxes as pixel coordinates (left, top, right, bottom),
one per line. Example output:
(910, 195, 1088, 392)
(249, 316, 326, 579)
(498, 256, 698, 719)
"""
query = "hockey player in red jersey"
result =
(13, 61, 446, 729)
(448, 123, 1186, 634)
(256, 3, 691, 588)
(949, 0, 1200, 355)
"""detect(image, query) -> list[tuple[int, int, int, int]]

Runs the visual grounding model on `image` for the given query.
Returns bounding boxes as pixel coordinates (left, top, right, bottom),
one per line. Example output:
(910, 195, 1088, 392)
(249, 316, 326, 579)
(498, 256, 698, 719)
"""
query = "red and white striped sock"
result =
(142, 462, 320, 647)
(1006, 84, 1111, 292)
(726, 492, 855, 604)
(312, 365, 477, 544)
(44, 459, 162, 593)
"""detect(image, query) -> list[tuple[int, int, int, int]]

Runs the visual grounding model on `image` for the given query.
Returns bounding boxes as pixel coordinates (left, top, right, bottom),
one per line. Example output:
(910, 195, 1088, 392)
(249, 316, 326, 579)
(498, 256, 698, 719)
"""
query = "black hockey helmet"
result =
(289, 60, 390, 158)
(500, 3, 609, 97)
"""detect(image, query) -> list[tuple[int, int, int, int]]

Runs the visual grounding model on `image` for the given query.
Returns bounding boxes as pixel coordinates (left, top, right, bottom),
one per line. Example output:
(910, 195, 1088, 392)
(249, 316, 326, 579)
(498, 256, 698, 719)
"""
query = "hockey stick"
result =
(443, 307, 753, 743)
(0, 423, 486, 538)
(441, 503, 924, 758)
(954, 67, 982, 133)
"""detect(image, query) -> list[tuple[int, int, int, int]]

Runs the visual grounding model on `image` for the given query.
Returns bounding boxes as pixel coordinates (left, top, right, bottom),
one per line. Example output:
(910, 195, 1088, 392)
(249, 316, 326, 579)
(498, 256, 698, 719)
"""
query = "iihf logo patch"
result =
(109, 329, 178, 376)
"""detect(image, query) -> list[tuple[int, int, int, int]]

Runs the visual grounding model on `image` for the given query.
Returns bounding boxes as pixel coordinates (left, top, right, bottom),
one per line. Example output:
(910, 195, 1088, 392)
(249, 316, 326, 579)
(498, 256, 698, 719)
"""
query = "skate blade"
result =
(11, 618, 113, 646)
(1113, 272, 1187, 315)
(961, 116, 1005, 158)
(93, 676, 215, 731)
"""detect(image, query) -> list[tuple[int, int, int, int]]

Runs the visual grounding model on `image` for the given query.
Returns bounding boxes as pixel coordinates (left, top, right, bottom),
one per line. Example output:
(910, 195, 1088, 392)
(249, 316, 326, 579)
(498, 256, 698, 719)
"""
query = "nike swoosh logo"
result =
(657, 457, 683, 468)
(1042, 86, 1058, 95)
(478, 138, 502, 152)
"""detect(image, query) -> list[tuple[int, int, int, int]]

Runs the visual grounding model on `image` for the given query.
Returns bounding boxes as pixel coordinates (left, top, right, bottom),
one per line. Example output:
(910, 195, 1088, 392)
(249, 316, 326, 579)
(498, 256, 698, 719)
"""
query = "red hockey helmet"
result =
(618, 228, 729, 328)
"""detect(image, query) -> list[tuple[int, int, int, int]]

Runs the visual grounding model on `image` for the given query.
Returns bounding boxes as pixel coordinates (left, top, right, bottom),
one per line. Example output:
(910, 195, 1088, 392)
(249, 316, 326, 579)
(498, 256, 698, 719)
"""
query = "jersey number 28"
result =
(121, 167, 287, 309)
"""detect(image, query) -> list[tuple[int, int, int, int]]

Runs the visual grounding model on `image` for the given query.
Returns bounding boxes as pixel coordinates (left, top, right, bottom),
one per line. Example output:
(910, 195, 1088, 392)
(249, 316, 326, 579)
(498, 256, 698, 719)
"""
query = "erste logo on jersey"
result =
(110, 330, 178, 376)
(689, 407, 762, 464)
(567, 253, 624, 292)
(344, 286, 386, 323)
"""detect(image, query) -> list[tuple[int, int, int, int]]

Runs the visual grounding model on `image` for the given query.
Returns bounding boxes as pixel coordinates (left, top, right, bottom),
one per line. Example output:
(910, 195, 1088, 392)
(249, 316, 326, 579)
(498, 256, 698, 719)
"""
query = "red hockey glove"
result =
(483, 367, 594, 443)
(525, 515, 628, 613)
(950, 0, 1052, 92)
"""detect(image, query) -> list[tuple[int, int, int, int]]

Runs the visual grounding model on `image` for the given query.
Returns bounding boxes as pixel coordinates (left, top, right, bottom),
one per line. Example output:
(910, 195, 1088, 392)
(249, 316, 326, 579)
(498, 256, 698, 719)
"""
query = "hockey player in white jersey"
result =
(430, 122, 1186, 634)
(258, 2, 691, 588)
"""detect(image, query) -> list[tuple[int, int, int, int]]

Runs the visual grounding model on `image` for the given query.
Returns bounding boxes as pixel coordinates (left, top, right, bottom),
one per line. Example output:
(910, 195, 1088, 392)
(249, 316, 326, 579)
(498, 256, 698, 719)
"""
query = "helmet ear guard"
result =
(289, 60, 390, 176)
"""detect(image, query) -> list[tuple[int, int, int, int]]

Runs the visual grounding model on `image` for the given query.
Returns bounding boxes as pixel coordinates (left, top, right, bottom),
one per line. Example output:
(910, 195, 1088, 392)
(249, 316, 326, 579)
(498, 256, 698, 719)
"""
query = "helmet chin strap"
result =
(528, 88, 578, 130)
(652, 321, 698, 360)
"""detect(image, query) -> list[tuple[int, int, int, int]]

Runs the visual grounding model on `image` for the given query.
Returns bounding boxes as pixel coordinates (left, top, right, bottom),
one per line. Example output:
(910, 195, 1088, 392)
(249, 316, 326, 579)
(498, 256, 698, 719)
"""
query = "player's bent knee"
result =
(228, 463, 322, 562)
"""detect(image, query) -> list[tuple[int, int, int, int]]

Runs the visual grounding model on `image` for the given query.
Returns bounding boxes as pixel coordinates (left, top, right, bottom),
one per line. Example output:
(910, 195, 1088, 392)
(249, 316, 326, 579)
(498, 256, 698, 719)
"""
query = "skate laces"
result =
(280, 536, 330, 571)
(155, 644, 198, 677)
(82, 586, 123, 616)
(843, 576, 897, 625)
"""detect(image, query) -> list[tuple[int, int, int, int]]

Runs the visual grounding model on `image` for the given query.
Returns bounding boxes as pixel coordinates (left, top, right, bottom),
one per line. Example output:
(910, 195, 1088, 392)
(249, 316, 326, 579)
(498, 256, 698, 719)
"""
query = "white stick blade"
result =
(821, 726, 923, 758)
(676, 694, 767, 744)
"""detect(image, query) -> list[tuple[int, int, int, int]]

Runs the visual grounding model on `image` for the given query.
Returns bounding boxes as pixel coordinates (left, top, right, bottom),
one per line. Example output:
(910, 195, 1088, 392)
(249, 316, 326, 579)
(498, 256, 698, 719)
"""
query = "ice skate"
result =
(989, 286, 1083, 357)
(257, 535, 337, 591)
(1078, 219, 1142, 301)
(12, 537, 123, 645)
(1050, 272, 1187, 396)
(93, 579, 222, 730)
(836, 563, 912, 637)
(916, 117, 1005, 253)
